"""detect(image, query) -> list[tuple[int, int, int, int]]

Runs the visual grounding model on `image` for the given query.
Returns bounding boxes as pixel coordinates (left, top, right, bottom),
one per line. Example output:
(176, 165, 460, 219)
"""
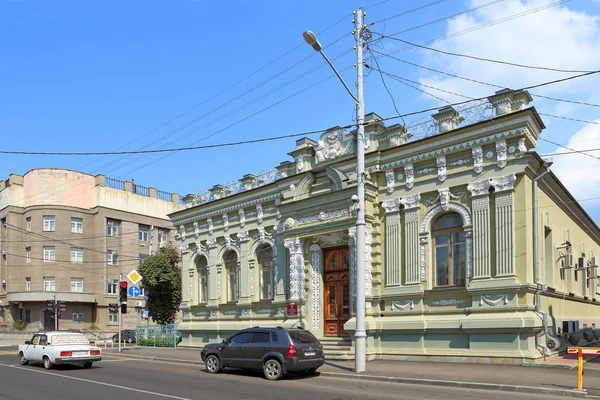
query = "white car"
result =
(18, 331, 102, 369)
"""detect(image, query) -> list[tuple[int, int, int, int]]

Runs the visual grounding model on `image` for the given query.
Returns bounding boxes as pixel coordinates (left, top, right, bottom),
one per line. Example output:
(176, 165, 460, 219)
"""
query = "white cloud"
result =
(551, 121, 600, 206)
(413, 0, 600, 217)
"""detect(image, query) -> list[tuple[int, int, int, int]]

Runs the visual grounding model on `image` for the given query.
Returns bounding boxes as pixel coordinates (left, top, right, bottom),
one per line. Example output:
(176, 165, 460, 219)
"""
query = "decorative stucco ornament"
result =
(472, 146, 483, 174)
(284, 218, 295, 229)
(404, 164, 414, 189)
(223, 213, 229, 231)
(515, 138, 527, 158)
(193, 222, 200, 238)
(207, 218, 213, 235)
(385, 170, 395, 194)
(436, 156, 447, 182)
(496, 140, 507, 168)
(238, 208, 245, 228)
(256, 204, 263, 224)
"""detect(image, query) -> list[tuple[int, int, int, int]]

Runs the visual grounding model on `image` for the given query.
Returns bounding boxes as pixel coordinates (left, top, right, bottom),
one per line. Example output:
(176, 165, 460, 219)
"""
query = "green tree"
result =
(138, 245, 182, 325)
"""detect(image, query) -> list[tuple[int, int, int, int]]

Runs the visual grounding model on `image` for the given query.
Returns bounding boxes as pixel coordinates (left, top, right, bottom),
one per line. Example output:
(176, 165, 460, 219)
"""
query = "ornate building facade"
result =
(171, 89, 600, 363)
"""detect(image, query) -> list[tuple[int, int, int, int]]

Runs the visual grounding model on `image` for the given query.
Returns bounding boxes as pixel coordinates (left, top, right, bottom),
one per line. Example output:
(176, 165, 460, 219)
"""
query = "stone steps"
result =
(318, 337, 353, 360)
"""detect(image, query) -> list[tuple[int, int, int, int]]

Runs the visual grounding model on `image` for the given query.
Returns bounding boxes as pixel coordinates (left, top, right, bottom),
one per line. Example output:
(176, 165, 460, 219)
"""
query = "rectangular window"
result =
(26, 217, 31, 232)
(72, 312, 83, 322)
(70, 278, 83, 292)
(43, 277, 55, 292)
(107, 279, 118, 294)
(43, 216, 55, 232)
(158, 230, 168, 247)
(25, 310, 31, 323)
(43, 246, 56, 262)
(107, 250, 118, 265)
(108, 309, 118, 324)
(25, 278, 31, 291)
(139, 225, 149, 241)
(70, 248, 83, 263)
(107, 220, 119, 237)
(26, 247, 31, 263)
(227, 267, 239, 302)
(71, 217, 83, 234)
(139, 254, 148, 265)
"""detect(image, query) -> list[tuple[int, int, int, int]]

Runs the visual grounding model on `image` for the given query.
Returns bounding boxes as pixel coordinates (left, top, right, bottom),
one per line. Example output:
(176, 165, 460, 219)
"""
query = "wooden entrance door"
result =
(324, 247, 350, 337)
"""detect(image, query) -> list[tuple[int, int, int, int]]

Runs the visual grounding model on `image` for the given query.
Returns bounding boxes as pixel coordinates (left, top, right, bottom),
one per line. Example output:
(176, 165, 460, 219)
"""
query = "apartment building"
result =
(0, 168, 184, 332)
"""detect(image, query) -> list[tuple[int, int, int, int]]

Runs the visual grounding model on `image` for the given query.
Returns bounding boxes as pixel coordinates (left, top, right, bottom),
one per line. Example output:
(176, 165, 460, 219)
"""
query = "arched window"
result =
(257, 245, 275, 300)
(432, 213, 466, 287)
(225, 251, 239, 302)
(195, 255, 209, 304)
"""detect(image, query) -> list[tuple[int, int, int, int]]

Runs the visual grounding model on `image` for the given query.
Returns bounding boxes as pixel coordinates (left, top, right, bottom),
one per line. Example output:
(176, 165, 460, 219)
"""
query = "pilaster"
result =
(238, 231, 251, 305)
(468, 179, 492, 279)
(284, 237, 305, 303)
(309, 243, 323, 336)
(382, 198, 401, 286)
(491, 174, 517, 277)
(401, 194, 421, 284)
(206, 238, 219, 307)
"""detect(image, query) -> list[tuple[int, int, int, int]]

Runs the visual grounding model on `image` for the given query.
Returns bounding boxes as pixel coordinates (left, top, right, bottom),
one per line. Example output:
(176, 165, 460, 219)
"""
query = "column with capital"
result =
(238, 231, 251, 305)
(468, 179, 492, 279)
(284, 238, 305, 303)
(401, 194, 421, 284)
(206, 238, 219, 307)
(491, 174, 517, 277)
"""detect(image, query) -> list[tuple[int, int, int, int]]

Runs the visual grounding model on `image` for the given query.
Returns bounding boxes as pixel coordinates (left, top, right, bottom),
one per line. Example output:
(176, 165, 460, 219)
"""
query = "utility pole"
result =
(54, 293, 58, 331)
(118, 272, 122, 353)
(353, 7, 367, 374)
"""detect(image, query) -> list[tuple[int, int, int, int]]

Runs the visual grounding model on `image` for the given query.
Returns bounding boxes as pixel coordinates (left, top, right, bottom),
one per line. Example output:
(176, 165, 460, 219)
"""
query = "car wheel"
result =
(205, 355, 221, 374)
(83, 362, 93, 369)
(19, 352, 28, 365)
(43, 356, 53, 370)
(263, 359, 282, 381)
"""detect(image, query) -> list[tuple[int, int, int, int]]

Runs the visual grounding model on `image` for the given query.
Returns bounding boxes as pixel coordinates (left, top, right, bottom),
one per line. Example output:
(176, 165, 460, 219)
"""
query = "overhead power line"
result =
(371, 50, 600, 108)
(369, 0, 447, 25)
(375, 34, 596, 74)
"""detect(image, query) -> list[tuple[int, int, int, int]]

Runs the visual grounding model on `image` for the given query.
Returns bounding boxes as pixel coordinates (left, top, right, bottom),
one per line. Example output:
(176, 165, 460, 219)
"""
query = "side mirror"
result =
(222, 339, 229, 344)
(24, 341, 31, 345)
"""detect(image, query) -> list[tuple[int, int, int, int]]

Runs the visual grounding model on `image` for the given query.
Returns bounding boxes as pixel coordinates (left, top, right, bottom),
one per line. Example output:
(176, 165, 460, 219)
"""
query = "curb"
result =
(103, 351, 590, 398)
(319, 372, 588, 398)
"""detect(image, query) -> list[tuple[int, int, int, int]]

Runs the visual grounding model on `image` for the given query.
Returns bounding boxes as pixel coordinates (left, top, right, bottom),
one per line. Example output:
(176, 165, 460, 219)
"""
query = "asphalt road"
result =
(0, 351, 577, 400)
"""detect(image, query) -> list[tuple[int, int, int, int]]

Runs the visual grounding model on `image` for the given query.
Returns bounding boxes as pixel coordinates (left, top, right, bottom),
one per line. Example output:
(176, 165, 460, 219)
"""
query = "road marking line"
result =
(0, 363, 193, 400)
(0, 351, 16, 355)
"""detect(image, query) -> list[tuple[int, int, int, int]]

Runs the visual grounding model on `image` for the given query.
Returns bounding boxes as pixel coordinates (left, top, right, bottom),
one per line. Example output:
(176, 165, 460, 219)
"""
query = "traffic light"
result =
(108, 303, 118, 313)
(119, 281, 128, 314)
(46, 301, 55, 312)
(58, 301, 66, 312)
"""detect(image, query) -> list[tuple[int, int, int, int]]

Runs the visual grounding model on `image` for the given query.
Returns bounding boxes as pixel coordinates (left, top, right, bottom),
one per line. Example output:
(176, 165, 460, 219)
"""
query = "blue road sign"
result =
(128, 286, 141, 298)
(142, 310, 149, 319)
(166, 324, 175, 329)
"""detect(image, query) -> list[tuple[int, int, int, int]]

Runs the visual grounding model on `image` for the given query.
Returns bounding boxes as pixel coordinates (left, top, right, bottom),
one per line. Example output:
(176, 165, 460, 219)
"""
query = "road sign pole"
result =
(54, 293, 58, 331)
(119, 273, 122, 353)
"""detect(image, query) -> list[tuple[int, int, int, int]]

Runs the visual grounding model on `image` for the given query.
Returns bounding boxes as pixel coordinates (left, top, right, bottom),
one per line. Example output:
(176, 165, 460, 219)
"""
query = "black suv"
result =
(201, 327, 324, 380)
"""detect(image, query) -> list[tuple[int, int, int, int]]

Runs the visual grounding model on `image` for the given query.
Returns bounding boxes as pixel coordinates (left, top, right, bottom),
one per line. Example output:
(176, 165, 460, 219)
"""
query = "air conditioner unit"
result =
(576, 257, 586, 270)
(114, 250, 119, 255)
(561, 253, 574, 268)
(591, 256, 598, 268)
(588, 267, 598, 279)
(135, 301, 143, 307)
(1, 250, 6, 255)
(1, 279, 5, 284)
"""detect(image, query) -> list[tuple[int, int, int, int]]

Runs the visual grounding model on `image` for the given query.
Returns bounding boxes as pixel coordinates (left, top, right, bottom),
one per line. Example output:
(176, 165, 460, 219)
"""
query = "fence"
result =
(135, 325, 180, 348)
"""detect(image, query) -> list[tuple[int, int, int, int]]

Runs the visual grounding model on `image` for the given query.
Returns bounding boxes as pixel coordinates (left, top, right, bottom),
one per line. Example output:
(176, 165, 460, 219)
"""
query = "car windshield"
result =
(288, 330, 318, 344)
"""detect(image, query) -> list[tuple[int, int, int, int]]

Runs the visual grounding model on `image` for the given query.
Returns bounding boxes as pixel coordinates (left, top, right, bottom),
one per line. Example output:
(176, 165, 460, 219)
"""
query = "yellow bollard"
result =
(578, 348, 583, 391)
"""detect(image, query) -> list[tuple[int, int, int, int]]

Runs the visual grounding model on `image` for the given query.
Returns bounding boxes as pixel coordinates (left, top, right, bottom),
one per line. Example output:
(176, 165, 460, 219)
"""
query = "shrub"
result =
(13, 320, 26, 331)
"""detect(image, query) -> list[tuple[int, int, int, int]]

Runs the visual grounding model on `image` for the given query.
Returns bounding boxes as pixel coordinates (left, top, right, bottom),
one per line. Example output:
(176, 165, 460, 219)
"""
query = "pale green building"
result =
(170, 89, 600, 364)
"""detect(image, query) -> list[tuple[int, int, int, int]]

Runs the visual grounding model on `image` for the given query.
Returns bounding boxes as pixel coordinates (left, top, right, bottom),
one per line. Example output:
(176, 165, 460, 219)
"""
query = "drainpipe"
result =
(533, 160, 553, 357)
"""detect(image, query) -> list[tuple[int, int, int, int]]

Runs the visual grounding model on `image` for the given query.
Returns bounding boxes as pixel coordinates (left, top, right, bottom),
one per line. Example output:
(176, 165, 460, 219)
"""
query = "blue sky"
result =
(1, 0, 599, 222)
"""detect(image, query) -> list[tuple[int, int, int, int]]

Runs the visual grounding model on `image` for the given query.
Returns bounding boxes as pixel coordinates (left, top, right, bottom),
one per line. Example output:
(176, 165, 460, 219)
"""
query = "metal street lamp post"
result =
(303, 7, 367, 373)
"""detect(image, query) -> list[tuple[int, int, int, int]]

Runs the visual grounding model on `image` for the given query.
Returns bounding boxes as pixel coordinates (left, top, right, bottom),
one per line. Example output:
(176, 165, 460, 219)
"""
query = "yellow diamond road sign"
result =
(127, 269, 142, 285)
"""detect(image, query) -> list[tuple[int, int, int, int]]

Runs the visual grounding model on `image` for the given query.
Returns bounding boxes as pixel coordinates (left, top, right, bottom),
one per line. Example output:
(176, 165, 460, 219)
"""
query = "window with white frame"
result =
(72, 312, 83, 322)
(108, 308, 118, 324)
(26, 247, 31, 263)
(107, 250, 118, 265)
(43, 277, 55, 292)
(70, 248, 83, 263)
(195, 256, 209, 304)
(432, 213, 466, 288)
(107, 279, 118, 294)
(43, 215, 55, 232)
(257, 245, 275, 301)
(158, 230, 168, 247)
(71, 217, 83, 234)
(25, 277, 31, 291)
(70, 278, 83, 292)
(43, 246, 56, 262)
(139, 225, 149, 241)
(26, 217, 31, 232)
(107, 220, 119, 237)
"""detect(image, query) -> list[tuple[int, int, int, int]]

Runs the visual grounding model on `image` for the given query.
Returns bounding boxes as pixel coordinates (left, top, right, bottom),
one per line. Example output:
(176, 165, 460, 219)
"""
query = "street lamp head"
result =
(303, 30, 322, 52)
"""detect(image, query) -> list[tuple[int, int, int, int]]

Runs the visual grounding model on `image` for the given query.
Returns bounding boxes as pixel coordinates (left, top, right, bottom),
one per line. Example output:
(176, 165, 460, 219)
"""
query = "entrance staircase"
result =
(319, 336, 353, 360)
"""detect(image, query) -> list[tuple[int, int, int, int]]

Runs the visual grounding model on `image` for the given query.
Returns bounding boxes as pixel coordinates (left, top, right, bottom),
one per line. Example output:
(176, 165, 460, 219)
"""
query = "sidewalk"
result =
(103, 346, 600, 398)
